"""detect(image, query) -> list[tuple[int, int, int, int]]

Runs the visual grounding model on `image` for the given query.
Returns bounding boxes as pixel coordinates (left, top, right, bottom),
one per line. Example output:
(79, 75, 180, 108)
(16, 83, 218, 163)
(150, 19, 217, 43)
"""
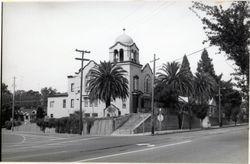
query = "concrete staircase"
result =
(112, 113, 151, 135)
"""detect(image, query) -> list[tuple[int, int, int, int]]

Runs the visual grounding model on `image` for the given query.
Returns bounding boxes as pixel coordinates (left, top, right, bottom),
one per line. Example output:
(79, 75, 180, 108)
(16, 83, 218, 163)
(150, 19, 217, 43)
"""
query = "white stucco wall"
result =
(47, 96, 73, 118)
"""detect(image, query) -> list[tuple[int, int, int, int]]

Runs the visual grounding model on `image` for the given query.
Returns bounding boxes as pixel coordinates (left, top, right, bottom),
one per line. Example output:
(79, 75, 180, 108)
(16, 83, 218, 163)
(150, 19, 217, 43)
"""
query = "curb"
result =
(112, 123, 248, 136)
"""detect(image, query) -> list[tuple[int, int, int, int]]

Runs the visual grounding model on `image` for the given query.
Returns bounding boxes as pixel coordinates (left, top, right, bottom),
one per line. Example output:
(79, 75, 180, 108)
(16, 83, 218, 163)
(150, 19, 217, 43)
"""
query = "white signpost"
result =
(157, 108, 164, 131)
(157, 114, 164, 122)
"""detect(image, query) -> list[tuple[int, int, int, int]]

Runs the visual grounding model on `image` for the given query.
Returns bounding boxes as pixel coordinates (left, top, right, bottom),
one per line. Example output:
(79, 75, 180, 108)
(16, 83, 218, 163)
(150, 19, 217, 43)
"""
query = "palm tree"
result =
(193, 72, 216, 104)
(157, 62, 193, 97)
(87, 61, 129, 108)
(192, 72, 217, 127)
(157, 61, 193, 129)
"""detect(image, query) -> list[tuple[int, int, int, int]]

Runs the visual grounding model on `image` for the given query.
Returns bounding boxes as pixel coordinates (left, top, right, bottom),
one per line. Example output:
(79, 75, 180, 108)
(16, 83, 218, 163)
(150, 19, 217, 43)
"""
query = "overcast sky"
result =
(2, 1, 236, 93)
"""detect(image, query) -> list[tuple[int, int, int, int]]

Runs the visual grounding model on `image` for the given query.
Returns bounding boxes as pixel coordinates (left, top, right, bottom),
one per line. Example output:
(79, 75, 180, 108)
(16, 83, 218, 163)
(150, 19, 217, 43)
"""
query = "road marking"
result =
(75, 140, 192, 162)
(136, 143, 155, 147)
(48, 136, 102, 145)
(2, 133, 26, 145)
(3, 137, 102, 152)
(3, 150, 68, 160)
(17, 133, 67, 139)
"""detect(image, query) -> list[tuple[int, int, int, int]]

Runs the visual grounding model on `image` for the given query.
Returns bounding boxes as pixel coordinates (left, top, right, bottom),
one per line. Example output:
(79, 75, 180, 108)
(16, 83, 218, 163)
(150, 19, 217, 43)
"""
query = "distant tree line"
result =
(1, 83, 59, 127)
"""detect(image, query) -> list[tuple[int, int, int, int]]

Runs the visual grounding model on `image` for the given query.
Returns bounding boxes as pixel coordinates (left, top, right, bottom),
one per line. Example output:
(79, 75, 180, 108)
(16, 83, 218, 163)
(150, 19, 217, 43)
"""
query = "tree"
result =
(197, 49, 217, 81)
(154, 83, 179, 109)
(180, 55, 194, 129)
(2, 83, 13, 126)
(15, 90, 41, 108)
(192, 72, 216, 126)
(191, 1, 249, 116)
(1, 83, 23, 126)
(87, 61, 129, 108)
(36, 106, 45, 120)
(180, 55, 191, 72)
(193, 72, 216, 104)
(156, 61, 193, 129)
(40, 87, 57, 109)
(157, 61, 193, 97)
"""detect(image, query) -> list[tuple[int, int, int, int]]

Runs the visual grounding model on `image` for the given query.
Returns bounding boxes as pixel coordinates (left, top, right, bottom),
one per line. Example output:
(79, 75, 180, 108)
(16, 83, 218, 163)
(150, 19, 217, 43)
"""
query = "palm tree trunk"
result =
(105, 98, 111, 108)
(181, 113, 184, 129)
(188, 107, 192, 130)
(200, 119, 202, 129)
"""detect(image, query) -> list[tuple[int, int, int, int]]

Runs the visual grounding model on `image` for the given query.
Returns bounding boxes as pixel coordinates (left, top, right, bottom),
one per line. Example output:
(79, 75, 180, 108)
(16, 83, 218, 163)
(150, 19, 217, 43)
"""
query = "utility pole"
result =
(12, 76, 16, 132)
(75, 49, 90, 135)
(218, 81, 222, 127)
(150, 54, 160, 135)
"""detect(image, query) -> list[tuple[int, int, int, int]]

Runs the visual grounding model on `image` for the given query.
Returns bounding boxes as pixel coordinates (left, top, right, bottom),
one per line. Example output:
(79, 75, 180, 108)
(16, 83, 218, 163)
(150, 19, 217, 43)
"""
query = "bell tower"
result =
(109, 29, 140, 64)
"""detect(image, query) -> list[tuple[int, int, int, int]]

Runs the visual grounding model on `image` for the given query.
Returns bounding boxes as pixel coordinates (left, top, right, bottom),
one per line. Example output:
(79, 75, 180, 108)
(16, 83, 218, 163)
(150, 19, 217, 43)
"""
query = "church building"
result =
(47, 31, 153, 118)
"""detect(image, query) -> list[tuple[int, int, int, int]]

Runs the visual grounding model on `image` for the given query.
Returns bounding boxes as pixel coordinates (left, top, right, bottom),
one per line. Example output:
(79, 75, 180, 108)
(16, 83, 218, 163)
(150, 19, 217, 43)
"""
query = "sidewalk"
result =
(2, 129, 83, 138)
(112, 122, 249, 136)
(3, 123, 248, 137)
(156, 123, 248, 135)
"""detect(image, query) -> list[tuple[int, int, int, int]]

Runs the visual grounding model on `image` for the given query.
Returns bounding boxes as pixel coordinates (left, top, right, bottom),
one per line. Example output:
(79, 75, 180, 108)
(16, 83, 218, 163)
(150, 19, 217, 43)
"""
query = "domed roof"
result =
(115, 32, 134, 45)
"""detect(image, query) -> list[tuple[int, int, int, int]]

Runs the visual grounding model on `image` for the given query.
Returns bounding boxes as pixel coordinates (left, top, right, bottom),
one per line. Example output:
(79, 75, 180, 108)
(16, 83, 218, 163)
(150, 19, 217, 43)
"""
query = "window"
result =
(92, 113, 98, 117)
(84, 97, 88, 107)
(70, 99, 74, 108)
(131, 50, 134, 62)
(119, 49, 124, 62)
(85, 73, 91, 92)
(94, 100, 98, 107)
(133, 76, 139, 90)
(144, 75, 151, 93)
(63, 99, 66, 108)
(122, 100, 126, 109)
(134, 51, 137, 62)
(85, 113, 90, 117)
(114, 49, 118, 62)
(71, 83, 74, 92)
(50, 101, 54, 108)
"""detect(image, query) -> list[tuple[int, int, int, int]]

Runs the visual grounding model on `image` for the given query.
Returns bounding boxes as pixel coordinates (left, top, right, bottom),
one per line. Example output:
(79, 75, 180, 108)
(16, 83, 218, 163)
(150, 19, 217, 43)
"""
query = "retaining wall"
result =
(134, 114, 201, 133)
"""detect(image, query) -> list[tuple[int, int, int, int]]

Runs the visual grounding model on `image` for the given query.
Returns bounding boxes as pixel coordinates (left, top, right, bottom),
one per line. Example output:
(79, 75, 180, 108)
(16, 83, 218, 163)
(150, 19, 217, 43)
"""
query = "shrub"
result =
(5, 121, 12, 130)
(5, 120, 22, 130)
(54, 117, 80, 134)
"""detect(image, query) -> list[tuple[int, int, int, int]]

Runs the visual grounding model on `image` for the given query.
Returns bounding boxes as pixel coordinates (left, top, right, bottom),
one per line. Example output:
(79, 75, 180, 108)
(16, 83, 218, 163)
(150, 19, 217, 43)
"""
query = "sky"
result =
(2, 1, 236, 93)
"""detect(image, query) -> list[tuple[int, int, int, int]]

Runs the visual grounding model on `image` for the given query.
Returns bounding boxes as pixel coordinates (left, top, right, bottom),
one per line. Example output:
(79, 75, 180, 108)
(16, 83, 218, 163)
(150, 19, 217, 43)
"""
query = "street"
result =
(2, 125, 248, 163)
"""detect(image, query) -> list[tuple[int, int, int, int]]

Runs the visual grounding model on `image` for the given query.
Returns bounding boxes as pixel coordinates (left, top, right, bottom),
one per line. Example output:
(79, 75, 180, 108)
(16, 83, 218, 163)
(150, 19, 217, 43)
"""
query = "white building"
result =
(47, 31, 153, 118)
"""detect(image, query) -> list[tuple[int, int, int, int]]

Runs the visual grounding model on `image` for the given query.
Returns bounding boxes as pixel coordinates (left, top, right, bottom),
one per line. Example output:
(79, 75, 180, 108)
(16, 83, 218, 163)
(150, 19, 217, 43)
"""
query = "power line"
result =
(131, 1, 175, 33)
(173, 45, 213, 62)
(155, 45, 213, 69)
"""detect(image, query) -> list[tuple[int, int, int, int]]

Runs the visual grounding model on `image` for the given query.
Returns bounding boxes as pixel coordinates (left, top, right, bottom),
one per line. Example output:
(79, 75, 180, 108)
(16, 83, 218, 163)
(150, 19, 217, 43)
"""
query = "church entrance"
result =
(132, 94, 139, 113)
(132, 91, 143, 113)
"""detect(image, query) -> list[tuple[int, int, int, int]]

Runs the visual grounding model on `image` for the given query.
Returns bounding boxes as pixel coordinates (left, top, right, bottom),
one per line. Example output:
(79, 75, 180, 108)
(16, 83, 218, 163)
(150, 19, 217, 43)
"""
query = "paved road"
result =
(2, 125, 248, 163)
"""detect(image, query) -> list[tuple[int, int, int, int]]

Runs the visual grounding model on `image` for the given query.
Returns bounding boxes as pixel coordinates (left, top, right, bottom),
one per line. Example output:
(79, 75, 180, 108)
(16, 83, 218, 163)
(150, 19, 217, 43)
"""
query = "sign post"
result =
(157, 108, 164, 131)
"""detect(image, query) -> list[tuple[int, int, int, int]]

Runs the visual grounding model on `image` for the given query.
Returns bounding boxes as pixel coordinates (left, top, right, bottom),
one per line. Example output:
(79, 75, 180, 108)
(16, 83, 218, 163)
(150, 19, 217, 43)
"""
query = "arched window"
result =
(144, 75, 151, 93)
(119, 49, 124, 62)
(130, 50, 134, 61)
(133, 75, 139, 91)
(114, 49, 118, 62)
(134, 51, 137, 63)
(85, 71, 92, 92)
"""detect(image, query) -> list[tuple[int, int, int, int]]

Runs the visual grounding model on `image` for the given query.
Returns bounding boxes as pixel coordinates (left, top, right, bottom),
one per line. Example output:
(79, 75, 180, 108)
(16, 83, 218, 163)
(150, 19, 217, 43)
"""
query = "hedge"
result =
(35, 116, 95, 134)
(5, 120, 22, 130)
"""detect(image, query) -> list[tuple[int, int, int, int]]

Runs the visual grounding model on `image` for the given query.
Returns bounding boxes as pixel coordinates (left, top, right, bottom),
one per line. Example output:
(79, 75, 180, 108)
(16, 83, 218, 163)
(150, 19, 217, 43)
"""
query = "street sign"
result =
(157, 114, 164, 122)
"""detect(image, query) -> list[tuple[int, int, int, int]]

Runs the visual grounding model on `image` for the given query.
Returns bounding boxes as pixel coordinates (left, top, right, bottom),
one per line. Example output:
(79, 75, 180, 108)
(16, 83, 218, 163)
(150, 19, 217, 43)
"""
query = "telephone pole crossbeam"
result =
(75, 49, 90, 135)
(150, 54, 160, 135)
